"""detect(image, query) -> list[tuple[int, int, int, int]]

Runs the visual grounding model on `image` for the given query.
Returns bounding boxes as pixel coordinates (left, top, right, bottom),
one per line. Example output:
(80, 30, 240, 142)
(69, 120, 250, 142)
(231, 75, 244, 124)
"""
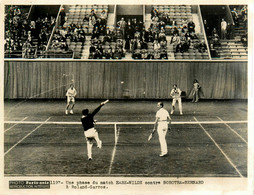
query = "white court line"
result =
(108, 124, 120, 175)
(4, 117, 51, 156)
(4, 117, 28, 133)
(217, 117, 247, 144)
(4, 120, 248, 125)
(193, 117, 244, 178)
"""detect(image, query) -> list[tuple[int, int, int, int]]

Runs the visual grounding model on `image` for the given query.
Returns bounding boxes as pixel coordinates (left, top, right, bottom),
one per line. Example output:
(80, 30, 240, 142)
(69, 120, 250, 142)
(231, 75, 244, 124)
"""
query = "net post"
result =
(114, 123, 117, 144)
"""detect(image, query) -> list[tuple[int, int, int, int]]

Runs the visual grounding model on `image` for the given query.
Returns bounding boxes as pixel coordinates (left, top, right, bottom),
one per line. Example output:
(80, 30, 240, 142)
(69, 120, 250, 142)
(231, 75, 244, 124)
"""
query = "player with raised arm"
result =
(148, 102, 171, 157)
(81, 100, 109, 160)
(65, 84, 77, 115)
(170, 84, 183, 115)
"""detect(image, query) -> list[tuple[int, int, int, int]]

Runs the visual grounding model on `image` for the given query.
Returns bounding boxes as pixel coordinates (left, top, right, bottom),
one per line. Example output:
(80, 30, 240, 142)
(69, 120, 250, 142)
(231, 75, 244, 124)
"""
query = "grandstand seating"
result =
(209, 5, 247, 60)
(4, 4, 248, 60)
(150, 5, 209, 60)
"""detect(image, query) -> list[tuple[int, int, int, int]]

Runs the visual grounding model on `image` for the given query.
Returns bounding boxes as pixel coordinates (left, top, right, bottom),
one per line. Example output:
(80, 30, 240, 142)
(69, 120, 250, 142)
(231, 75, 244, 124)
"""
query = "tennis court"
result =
(4, 100, 247, 177)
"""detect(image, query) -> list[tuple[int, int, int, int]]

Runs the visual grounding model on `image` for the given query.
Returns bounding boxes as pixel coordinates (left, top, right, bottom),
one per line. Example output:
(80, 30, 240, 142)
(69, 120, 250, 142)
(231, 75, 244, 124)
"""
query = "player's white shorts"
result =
(84, 128, 97, 140)
(172, 97, 181, 106)
(67, 96, 75, 103)
(157, 121, 168, 131)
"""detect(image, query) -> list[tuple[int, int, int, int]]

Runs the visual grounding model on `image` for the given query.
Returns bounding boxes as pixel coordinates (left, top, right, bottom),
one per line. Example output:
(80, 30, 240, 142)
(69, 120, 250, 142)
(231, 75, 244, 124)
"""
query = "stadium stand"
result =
(207, 5, 247, 59)
(4, 4, 247, 60)
(148, 5, 209, 60)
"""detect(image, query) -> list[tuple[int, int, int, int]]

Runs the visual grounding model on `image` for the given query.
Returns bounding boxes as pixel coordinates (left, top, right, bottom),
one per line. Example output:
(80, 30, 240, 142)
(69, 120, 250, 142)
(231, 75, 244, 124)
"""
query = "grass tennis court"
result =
(4, 100, 247, 177)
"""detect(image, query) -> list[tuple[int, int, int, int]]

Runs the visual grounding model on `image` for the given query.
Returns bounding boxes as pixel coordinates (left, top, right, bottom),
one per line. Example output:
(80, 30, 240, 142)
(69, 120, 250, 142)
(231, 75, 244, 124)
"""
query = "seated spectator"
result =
(89, 43, 96, 53)
(134, 30, 141, 40)
(158, 27, 166, 42)
(133, 39, 142, 50)
(88, 51, 96, 59)
(154, 50, 161, 59)
(187, 20, 195, 33)
(60, 42, 69, 51)
(160, 49, 168, 59)
(146, 28, 154, 42)
(172, 27, 179, 36)
(103, 27, 112, 43)
(241, 32, 247, 47)
(170, 34, 180, 46)
(176, 38, 189, 53)
(182, 18, 188, 28)
(211, 28, 218, 36)
(160, 39, 167, 49)
(141, 40, 148, 50)
(114, 48, 124, 59)
(132, 49, 142, 59)
(94, 49, 102, 59)
(198, 41, 207, 53)
(211, 33, 221, 47)
(153, 40, 161, 51)
(159, 20, 165, 29)
(83, 14, 90, 23)
(92, 26, 100, 39)
(116, 39, 123, 49)
(141, 49, 148, 59)
(147, 50, 154, 59)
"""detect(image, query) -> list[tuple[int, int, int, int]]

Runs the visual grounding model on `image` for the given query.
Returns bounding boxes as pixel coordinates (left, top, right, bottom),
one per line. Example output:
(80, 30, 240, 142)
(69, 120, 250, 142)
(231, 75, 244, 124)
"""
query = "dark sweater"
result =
(81, 104, 103, 131)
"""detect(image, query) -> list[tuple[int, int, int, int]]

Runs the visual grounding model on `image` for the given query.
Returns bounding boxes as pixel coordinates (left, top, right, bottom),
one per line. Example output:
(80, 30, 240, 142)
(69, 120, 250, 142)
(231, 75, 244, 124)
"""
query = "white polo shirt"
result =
(156, 108, 171, 121)
(66, 88, 77, 97)
(170, 88, 181, 99)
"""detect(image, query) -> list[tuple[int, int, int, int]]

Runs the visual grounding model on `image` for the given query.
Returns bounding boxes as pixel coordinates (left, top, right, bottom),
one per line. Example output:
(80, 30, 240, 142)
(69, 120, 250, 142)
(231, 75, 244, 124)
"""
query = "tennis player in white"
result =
(65, 84, 77, 114)
(170, 84, 183, 115)
(153, 102, 171, 157)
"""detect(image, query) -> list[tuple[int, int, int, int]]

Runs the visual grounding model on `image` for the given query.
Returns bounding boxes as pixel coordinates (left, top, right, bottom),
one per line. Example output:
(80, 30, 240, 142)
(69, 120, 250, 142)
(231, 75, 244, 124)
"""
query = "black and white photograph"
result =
(1, 0, 253, 194)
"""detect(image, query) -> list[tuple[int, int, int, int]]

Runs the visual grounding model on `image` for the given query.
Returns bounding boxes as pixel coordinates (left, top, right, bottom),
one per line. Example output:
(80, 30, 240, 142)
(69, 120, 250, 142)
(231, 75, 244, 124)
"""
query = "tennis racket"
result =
(102, 99, 109, 105)
(148, 129, 156, 141)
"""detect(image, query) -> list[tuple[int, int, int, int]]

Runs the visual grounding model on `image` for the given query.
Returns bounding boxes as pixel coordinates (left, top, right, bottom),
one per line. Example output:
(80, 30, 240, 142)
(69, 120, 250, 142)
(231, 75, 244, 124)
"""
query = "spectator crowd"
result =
(5, 5, 56, 58)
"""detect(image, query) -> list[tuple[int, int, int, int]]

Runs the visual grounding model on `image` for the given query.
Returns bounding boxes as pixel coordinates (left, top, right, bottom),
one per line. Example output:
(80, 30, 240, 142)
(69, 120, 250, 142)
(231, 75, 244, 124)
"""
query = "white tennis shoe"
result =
(65, 110, 68, 115)
(97, 140, 102, 149)
(160, 152, 167, 157)
(70, 110, 73, 114)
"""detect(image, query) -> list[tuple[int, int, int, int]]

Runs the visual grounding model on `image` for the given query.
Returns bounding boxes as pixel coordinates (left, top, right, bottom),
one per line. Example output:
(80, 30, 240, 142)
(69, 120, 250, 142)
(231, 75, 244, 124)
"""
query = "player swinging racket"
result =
(65, 84, 77, 115)
(81, 100, 109, 160)
(170, 84, 183, 115)
(148, 102, 171, 157)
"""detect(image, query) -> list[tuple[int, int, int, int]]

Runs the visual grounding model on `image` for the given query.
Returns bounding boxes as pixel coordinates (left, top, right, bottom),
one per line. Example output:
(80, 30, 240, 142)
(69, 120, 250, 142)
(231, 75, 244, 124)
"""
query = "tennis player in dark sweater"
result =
(81, 100, 109, 160)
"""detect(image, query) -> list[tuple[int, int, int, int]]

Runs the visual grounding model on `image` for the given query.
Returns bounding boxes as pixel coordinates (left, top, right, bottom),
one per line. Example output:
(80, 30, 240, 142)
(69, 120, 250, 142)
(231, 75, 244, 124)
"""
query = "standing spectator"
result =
(231, 8, 239, 26)
(203, 19, 211, 36)
(190, 79, 201, 103)
(59, 8, 66, 27)
(226, 23, 235, 39)
(117, 17, 126, 38)
(89, 9, 97, 27)
(221, 18, 227, 39)
(100, 10, 107, 26)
